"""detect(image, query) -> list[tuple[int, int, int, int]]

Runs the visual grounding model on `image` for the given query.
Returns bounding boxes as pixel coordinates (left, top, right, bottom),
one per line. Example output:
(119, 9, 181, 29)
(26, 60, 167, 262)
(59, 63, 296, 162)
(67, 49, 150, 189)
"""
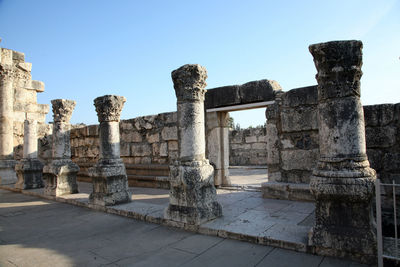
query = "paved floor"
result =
(228, 166, 267, 189)
(0, 190, 368, 267)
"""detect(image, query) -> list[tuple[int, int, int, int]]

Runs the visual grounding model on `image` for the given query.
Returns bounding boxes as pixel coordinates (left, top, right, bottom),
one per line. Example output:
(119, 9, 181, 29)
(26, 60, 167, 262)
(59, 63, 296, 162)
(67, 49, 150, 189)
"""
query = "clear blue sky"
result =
(1, 0, 399, 127)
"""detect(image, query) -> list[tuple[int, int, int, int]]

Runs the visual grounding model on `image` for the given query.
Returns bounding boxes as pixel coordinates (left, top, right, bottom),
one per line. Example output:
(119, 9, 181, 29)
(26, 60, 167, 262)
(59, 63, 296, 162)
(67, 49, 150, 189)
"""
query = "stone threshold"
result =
(0, 183, 316, 256)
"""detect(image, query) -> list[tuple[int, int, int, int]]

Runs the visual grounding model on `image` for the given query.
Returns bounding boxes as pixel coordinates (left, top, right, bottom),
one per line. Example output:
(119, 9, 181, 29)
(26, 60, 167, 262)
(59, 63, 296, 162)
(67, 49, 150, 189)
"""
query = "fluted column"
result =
(308, 40, 376, 263)
(0, 64, 17, 184)
(88, 95, 131, 206)
(15, 119, 44, 189)
(165, 64, 222, 224)
(43, 99, 79, 196)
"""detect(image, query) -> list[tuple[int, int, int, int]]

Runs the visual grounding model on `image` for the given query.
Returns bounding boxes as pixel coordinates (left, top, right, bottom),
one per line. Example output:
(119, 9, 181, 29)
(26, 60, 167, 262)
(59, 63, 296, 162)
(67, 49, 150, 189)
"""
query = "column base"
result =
(0, 159, 17, 185)
(15, 159, 44, 189)
(165, 160, 222, 225)
(43, 159, 79, 196)
(309, 175, 377, 264)
(88, 159, 131, 206)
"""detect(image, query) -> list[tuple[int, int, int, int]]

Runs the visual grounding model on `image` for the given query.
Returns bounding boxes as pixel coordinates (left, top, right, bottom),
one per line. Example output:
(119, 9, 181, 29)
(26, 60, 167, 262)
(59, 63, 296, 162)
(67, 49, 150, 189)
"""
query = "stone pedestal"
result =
(89, 95, 131, 206)
(15, 120, 44, 189)
(206, 111, 230, 186)
(43, 99, 79, 196)
(308, 40, 376, 263)
(165, 64, 222, 225)
(0, 64, 17, 184)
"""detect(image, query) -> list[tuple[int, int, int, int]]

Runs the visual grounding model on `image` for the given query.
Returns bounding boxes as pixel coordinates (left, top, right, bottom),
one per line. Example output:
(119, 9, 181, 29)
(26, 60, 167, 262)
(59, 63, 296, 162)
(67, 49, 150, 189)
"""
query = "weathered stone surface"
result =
(44, 159, 79, 195)
(364, 103, 396, 127)
(15, 159, 44, 189)
(205, 79, 282, 109)
(44, 99, 79, 196)
(165, 160, 222, 224)
(51, 99, 76, 123)
(161, 126, 177, 140)
(281, 86, 318, 107)
(94, 95, 126, 122)
(166, 64, 222, 224)
(309, 40, 376, 263)
(89, 95, 131, 206)
(281, 149, 318, 171)
(365, 126, 396, 148)
(280, 106, 318, 132)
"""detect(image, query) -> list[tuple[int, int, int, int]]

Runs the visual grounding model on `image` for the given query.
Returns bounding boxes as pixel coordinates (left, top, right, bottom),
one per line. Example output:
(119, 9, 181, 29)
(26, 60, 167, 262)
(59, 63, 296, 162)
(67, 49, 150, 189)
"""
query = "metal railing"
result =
(376, 178, 400, 267)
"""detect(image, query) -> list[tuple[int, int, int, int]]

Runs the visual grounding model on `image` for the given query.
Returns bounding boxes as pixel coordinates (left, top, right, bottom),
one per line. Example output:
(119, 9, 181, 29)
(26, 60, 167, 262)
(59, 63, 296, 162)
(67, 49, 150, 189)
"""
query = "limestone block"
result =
(229, 130, 243, 144)
(131, 143, 151, 156)
(161, 126, 178, 140)
(366, 149, 384, 171)
(164, 112, 177, 123)
(160, 142, 168, 157)
(120, 143, 131, 157)
(281, 149, 318, 171)
(281, 86, 318, 107)
(383, 153, 400, 172)
(152, 143, 160, 155)
(14, 88, 37, 104)
(147, 133, 160, 143)
(87, 125, 99, 136)
(168, 140, 178, 151)
(15, 159, 44, 189)
(280, 138, 294, 149)
(43, 159, 79, 196)
(280, 106, 318, 132)
(257, 135, 267, 142)
(251, 142, 267, 150)
(365, 126, 396, 148)
(17, 62, 32, 72)
(245, 136, 257, 143)
(364, 104, 396, 127)
(26, 112, 46, 123)
(141, 157, 151, 164)
(120, 121, 134, 131)
(1, 48, 13, 65)
(121, 131, 142, 143)
(12, 50, 25, 62)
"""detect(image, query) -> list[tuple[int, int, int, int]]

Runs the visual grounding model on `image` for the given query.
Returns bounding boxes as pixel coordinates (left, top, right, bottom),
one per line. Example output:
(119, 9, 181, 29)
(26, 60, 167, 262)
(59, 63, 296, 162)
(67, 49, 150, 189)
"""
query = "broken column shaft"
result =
(15, 119, 44, 189)
(0, 64, 17, 184)
(89, 95, 131, 206)
(165, 64, 222, 225)
(309, 40, 376, 263)
(43, 99, 79, 196)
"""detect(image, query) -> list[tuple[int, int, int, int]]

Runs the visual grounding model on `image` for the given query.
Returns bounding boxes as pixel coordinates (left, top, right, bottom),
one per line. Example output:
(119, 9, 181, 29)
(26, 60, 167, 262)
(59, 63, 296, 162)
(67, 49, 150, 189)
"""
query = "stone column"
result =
(88, 95, 131, 206)
(206, 111, 230, 186)
(15, 119, 44, 189)
(0, 64, 17, 184)
(308, 40, 376, 263)
(165, 64, 222, 225)
(43, 99, 79, 196)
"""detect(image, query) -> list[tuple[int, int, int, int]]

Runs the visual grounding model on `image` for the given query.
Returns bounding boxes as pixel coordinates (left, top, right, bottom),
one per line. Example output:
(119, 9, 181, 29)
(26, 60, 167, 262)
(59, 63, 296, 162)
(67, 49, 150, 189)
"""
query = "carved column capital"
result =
(309, 40, 363, 101)
(51, 99, 76, 123)
(93, 95, 126, 123)
(172, 64, 207, 102)
(0, 64, 14, 81)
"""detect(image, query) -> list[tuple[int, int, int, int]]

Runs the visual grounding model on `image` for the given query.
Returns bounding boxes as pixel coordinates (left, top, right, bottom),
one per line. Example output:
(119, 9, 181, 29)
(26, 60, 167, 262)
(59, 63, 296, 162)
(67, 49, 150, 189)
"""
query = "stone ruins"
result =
(1, 39, 399, 264)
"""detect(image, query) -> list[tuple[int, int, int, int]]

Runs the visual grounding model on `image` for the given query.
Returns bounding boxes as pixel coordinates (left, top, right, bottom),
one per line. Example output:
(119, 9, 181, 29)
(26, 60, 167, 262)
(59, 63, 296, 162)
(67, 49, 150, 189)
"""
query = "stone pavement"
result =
(227, 166, 267, 190)
(0, 189, 368, 267)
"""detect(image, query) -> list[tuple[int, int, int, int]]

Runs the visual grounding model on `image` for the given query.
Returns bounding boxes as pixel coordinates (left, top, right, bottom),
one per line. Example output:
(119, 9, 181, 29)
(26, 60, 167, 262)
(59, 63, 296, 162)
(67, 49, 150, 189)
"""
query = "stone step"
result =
(261, 182, 314, 202)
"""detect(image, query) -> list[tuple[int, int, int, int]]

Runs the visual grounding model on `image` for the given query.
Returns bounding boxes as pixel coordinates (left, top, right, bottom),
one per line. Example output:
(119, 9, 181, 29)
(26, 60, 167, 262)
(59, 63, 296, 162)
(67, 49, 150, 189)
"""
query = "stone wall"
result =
(266, 86, 319, 184)
(364, 104, 400, 184)
(69, 112, 178, 187)
(0, 47, 50, 160)
(229, 127, 267, 166)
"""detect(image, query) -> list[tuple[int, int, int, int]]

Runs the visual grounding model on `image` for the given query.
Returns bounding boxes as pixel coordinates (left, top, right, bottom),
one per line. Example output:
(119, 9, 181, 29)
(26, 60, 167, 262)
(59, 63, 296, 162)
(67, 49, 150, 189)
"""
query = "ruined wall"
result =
(266, 86, 319, 184)
(69, 112, 178, 187)
(0, 47, 50, 160)
(364, 104, 400, 184)
(229, 127, 267, 166)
